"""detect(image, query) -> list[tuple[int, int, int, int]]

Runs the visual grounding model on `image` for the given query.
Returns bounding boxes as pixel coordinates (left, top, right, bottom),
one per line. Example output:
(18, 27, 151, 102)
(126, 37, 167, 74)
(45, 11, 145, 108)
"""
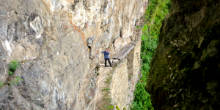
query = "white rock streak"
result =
(2, 40, 12, 56)
(30, 16, 44, 39)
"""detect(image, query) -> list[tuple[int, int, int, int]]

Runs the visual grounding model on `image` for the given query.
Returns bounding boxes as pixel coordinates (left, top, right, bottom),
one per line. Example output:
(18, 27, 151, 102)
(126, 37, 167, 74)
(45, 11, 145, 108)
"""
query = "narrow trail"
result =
(85, 40, 139, 110)
(86, 67, 113, 110)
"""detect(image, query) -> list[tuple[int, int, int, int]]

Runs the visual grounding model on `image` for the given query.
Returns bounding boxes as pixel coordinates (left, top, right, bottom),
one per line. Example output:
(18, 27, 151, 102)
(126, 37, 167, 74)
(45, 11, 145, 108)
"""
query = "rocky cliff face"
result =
(148, 0, 220, 109)
(0, 0, 147, 110)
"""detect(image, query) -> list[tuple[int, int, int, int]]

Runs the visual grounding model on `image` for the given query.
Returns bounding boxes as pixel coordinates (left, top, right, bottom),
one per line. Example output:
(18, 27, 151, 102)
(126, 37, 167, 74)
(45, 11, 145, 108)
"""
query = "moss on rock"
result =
(148, 0, 220, 109)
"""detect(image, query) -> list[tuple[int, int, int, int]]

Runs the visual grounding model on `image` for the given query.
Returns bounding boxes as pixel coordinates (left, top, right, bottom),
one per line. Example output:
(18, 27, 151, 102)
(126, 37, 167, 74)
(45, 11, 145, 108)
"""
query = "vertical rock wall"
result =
(111, 39, 141, 109)
(0, 0, 147, 110)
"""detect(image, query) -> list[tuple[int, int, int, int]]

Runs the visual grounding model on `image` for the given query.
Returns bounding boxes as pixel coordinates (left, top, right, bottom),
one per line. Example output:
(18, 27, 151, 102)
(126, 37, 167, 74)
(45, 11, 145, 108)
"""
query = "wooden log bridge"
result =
(112, 42, 136, 64)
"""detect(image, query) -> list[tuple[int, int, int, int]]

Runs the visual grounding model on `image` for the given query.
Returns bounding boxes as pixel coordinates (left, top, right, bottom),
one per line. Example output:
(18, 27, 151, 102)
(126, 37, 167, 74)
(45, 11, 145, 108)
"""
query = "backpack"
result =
(87, 37, 94, 47)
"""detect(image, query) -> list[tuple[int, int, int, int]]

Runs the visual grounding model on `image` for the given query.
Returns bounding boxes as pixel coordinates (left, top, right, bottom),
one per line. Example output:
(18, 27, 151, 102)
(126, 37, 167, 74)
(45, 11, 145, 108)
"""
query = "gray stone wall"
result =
(0, 0, 146, 109)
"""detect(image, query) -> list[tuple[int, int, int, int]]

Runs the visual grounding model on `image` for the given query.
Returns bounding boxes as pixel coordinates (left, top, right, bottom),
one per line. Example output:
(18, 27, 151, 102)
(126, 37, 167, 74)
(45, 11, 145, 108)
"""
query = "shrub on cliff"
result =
(8, 60, 19, 76)
(131, 0, 170, 109)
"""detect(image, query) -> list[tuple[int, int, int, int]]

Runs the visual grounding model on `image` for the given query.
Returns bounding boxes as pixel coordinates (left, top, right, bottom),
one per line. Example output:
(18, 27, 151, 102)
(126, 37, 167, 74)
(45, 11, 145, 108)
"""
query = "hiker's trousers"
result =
(105, 58, 112, 67)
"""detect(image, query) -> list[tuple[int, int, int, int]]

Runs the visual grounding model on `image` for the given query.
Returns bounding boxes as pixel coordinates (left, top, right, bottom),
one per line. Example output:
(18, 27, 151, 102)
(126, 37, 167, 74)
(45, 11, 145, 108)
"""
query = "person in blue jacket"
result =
(102, 48, 112, 67)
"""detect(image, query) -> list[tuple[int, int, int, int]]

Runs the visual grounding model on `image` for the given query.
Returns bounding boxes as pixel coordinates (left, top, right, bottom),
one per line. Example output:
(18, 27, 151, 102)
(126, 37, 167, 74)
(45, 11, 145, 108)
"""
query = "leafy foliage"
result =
(131, 0, 170, 109)
(0, 81, 4, 88)
(106, 105, 114, 110)
(8, 60, 19, 76)
(116, 105, 120, 110)
(9, 76, 23, 86)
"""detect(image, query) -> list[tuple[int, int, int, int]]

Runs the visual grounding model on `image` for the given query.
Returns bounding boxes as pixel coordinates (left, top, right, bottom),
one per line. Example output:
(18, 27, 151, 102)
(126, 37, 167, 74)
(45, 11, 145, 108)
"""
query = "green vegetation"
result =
(98, 68, 115, 110)
(116, 105, 120, 110)
(0, 60, 21, 88)
(102, 88, 111, 92)
(8, 60, 19, 76)
(9, 76, 23, 86)
(131, 0, 170, 110)
(0, 81, 4, 88)
(102, 75, 113, 110)
(105, 75, 112, 85)
(107, 105, 114, 110)
(114, 105, 126, 110)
